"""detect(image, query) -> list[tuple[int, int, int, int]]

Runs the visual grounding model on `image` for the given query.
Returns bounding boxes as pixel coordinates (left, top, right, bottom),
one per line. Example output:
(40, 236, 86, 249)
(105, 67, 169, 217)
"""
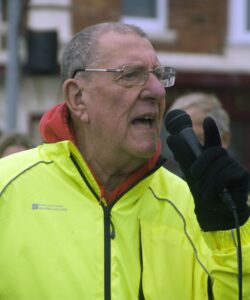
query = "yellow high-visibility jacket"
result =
(0, 141, 249, 300)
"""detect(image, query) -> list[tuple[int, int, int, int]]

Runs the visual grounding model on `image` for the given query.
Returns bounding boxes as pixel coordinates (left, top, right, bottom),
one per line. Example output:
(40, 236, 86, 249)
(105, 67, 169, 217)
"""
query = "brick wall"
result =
(72, 0, 121, 34)
(71, 0, 227, 55)
(154, 0, 227, 53)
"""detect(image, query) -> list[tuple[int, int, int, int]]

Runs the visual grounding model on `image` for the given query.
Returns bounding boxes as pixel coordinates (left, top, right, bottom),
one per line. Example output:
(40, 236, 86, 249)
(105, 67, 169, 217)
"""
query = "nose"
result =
(140, 72, 166, 101)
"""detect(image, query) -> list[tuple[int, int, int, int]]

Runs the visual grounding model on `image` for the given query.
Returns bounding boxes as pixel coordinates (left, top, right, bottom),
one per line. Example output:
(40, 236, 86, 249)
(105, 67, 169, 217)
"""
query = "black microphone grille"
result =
(165, 109, 193, 135)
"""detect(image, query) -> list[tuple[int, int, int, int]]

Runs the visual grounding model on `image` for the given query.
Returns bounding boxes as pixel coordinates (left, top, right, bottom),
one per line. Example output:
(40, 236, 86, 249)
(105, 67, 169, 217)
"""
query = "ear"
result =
(63, 79, 89, 122)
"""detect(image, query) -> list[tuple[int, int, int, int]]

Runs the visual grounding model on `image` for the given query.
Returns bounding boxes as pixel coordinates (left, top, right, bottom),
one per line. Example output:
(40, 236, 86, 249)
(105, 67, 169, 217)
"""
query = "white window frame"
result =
(122, 0, 167, 32)
(121, 0, 176, 42)
(227, 0, 250, 44)
(27, 0, 72, 45)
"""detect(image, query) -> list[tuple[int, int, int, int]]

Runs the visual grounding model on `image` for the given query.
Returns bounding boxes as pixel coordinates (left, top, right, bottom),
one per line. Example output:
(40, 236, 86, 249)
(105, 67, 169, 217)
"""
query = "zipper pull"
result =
(110, 219, 116, 239)
(103, 205, 116, 239)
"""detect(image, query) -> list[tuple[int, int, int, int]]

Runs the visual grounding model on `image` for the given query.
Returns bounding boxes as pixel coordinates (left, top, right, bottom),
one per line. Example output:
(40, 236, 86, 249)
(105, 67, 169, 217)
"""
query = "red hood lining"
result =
(39, 102, 77, 145)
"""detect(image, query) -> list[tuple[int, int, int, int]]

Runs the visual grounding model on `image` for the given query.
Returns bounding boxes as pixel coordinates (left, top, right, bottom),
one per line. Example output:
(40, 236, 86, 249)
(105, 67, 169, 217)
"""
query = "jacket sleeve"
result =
(201, 218, 250, 299)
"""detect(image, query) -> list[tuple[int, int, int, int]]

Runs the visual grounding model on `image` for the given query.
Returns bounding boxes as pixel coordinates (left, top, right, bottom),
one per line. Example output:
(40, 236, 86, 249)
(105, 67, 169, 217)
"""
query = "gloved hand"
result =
(167, 116, 250, 231)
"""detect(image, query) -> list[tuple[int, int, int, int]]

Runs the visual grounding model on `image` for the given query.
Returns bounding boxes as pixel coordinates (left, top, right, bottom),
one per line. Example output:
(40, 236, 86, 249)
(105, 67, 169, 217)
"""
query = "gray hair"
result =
(60, 22, 148, 82)
(169, 92, 231, 134)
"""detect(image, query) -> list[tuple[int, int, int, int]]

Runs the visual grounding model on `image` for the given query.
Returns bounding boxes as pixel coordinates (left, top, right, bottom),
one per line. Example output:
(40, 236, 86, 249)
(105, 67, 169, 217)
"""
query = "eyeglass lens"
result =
(115, 65, 176, 88)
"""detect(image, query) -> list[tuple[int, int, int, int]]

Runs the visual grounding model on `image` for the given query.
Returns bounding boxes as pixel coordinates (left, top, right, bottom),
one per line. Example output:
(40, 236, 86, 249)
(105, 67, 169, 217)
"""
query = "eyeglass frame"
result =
(71, 64, 177, 88)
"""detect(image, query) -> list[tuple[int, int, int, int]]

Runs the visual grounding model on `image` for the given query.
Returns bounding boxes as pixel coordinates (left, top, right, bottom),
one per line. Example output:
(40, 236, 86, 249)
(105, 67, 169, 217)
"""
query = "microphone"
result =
(165, 109, 202, 158)
(165, 108, 236, 211)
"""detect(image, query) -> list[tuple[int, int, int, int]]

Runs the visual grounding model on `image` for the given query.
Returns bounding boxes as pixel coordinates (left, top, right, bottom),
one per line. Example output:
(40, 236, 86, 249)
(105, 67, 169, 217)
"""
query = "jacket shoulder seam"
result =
(0, 160, 53, 196)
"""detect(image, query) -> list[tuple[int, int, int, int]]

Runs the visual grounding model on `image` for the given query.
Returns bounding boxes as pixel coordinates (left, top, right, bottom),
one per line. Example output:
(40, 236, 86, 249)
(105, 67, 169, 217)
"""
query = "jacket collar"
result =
(39, 102, 164, 203)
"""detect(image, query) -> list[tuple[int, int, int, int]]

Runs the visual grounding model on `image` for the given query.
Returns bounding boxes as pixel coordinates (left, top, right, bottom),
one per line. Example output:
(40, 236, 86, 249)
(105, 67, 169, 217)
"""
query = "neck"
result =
(73, 121, 151, 192)
(81, 145, 146, 192)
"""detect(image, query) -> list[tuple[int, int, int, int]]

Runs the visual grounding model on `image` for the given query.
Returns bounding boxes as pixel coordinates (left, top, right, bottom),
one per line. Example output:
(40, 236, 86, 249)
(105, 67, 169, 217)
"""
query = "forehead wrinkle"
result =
(95, 32, 159, 68)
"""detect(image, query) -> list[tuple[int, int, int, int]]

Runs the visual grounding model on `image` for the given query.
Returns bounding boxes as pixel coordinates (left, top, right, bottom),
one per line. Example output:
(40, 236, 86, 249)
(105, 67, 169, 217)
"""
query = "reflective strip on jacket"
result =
(0, 141, 249, 300)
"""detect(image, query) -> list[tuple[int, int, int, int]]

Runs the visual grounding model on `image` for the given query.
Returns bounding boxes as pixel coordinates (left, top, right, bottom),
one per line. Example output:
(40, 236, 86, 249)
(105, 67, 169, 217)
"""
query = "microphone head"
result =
(165, 109, 193, 135)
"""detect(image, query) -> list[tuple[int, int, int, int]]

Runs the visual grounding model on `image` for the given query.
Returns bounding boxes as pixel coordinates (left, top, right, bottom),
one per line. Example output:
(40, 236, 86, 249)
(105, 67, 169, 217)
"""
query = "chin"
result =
(127, 138, 158, 159)
(135, 146, 158, 159)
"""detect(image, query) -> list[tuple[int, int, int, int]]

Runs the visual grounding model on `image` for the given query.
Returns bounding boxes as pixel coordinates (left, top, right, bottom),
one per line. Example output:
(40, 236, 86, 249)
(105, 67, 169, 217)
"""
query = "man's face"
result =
(80, 31, 166, 162)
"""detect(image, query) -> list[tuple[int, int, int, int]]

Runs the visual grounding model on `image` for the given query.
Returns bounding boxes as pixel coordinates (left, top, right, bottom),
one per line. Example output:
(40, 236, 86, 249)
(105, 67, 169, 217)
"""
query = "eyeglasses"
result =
(72, 64, 176, 88)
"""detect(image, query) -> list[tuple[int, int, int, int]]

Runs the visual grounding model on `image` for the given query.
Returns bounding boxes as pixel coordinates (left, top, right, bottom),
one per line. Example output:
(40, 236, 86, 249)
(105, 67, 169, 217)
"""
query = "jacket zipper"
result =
(70, 153, 166, 300)
(102, 204, 114, 300)
(70, 154, 114, 300)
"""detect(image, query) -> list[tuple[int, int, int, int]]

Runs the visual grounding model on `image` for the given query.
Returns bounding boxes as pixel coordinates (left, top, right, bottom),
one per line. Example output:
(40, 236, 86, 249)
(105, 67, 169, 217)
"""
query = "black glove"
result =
(167, 116, 250, 231)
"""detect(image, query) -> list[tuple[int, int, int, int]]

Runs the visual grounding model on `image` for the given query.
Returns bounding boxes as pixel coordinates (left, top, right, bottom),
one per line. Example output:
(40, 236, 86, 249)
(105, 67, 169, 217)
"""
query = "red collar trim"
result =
(98, 141, 161, 204)
(40, 102, 161, 203)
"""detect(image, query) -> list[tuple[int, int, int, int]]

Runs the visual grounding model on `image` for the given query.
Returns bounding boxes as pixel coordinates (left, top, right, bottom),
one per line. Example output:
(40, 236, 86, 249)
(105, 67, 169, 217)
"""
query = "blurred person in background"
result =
(164, 91, 250, 206)
(168, 92, 231, 147)
(0, 132, 35, 158)
(164, 92, 232, 176)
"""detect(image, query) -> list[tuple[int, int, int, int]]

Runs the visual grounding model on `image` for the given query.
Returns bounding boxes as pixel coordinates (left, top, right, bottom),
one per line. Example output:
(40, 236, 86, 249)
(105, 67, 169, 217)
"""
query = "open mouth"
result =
(131, 115, 155, 128)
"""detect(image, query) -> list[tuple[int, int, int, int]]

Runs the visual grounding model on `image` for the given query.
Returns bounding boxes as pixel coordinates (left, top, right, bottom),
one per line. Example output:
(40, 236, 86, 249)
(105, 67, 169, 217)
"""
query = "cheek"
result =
(86, 83, 140, 127)
(87, 101, 125, 136)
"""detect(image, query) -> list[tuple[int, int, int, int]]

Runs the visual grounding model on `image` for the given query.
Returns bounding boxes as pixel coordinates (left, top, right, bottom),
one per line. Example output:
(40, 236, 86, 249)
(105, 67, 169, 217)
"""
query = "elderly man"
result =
(0, 22, 249, 300)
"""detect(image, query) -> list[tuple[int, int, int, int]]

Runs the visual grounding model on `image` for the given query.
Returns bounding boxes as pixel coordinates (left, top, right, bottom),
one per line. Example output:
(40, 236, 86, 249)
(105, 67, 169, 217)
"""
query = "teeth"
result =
(142, 115, 153, 120)
(131, 114, 155, 125)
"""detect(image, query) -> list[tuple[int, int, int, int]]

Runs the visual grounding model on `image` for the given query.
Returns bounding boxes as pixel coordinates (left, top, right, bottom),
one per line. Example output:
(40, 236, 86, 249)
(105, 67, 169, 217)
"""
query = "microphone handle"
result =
(179, 129, 202, 158)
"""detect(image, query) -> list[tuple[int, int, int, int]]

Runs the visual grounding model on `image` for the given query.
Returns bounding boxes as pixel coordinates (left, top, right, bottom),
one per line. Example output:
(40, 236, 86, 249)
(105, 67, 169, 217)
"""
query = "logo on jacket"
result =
(32, 203, 67, 211)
